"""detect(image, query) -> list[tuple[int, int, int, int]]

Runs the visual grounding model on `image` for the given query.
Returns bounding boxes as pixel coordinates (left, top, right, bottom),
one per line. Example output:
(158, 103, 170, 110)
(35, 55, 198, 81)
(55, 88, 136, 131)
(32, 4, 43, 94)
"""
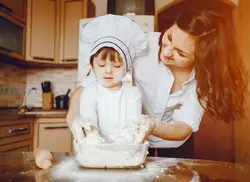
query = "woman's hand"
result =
(115, 115, 155, 144)
(34, 148, 52, 170)
(150, 120, 192, 141)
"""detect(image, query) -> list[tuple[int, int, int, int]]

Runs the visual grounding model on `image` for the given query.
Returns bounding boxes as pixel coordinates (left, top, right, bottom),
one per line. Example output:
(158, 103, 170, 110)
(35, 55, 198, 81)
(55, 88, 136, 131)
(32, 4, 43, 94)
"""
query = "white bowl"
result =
(74, 140, 149, 169)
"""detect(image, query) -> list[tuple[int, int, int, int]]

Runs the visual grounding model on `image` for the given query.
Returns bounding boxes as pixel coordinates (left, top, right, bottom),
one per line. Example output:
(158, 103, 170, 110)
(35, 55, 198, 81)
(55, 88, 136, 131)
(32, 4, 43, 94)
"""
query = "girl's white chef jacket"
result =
(80, 82, 142, 140)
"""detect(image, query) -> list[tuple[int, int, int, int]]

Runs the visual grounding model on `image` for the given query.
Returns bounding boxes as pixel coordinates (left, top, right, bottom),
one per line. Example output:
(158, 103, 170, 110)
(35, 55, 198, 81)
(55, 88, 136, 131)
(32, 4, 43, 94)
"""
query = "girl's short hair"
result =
(90, 47, 123, 66)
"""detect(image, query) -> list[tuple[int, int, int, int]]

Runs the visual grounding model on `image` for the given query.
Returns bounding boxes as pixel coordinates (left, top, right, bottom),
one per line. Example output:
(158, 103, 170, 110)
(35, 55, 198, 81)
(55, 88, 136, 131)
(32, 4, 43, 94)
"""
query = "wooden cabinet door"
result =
(26, 0, 58, 63)
(0, 0, 27, 23)
(59, 0, 87, 64)
(38, 123, 72, 152)
(194, 115, 235, 162)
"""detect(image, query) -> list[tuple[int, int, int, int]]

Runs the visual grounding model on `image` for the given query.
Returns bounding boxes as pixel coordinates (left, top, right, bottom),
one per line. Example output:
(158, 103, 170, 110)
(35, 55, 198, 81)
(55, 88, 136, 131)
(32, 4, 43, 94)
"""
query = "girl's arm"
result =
(70, 85, 99, 142)
(66, 86, 83, 127)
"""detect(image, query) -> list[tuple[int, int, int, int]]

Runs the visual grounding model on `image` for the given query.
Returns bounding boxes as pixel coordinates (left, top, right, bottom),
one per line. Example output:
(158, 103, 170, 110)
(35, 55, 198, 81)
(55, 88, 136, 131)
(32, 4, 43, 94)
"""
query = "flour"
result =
(50, 157, 201, 182)
(73, 115, 152, 168)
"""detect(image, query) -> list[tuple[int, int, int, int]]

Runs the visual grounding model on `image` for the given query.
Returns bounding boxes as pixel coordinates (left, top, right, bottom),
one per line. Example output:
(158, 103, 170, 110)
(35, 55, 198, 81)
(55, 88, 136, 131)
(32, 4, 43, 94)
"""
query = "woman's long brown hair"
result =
(160, 10, 249, 123)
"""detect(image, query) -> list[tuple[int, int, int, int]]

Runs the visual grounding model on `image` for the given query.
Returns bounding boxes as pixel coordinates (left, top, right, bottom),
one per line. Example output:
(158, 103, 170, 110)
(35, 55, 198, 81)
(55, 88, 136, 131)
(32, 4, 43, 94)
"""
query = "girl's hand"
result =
(34, 148, 53, 170)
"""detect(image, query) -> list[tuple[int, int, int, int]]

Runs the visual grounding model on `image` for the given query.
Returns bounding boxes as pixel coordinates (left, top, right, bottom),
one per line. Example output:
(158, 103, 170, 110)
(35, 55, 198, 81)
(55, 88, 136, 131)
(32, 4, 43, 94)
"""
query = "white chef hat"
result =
(79, 14, 148, 72)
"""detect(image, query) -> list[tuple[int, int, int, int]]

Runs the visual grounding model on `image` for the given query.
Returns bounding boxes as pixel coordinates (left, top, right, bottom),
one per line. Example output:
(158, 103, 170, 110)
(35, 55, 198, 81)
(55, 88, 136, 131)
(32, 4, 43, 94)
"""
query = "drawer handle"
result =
(62, 59, 77, 62)
(9, 128, 28, 134)
(44, 126, 68, 130)
(0, 3, 13, 12)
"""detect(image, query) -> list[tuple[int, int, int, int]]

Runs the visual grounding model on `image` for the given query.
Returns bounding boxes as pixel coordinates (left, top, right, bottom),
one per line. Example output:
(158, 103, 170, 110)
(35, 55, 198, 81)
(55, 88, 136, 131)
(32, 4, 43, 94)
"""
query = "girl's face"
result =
(92, 53, 125, 89)
(160, 24, 195, 68)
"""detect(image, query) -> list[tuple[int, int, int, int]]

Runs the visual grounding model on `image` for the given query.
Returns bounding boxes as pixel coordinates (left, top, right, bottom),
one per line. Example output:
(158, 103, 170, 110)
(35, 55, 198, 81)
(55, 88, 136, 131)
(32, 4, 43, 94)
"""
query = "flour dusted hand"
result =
(70, 115, 99, 142)
(34, 148, 53, 170)
(113, 115, 154, 144)
(80, 131, 106, 144)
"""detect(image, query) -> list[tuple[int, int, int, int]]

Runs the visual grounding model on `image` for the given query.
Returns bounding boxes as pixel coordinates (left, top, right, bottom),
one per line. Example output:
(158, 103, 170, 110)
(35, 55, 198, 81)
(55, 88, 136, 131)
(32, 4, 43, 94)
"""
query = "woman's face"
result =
(92, 54, 125, 89)
(160, 24, 195, 68)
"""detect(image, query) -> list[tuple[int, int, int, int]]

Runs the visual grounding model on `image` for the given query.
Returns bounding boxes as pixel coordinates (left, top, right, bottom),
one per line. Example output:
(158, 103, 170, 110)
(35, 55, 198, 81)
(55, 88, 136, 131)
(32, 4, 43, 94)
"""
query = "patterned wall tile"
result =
(0, 62, 26, 107)
(0, 62, 78, 108)
(26, 68, 78, 108)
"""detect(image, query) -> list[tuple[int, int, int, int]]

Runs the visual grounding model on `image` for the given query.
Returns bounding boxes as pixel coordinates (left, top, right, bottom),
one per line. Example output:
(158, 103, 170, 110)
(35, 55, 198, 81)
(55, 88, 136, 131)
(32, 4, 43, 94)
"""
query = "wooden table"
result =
(1, 152, 250, 181)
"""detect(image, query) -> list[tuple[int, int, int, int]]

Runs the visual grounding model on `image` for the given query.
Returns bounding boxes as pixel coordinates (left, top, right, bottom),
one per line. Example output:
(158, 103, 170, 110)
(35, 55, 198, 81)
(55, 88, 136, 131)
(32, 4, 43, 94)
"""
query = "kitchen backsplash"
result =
(26, 68, 77, 107)
(0, 62, 26, 107)
(0, 62, 77, 108)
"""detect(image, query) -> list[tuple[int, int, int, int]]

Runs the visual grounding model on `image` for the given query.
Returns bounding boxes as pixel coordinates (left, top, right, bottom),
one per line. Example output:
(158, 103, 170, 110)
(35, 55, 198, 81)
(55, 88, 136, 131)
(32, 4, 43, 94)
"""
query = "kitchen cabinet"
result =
(26, 0, 88, 64)
(59, 0, 88, 64)
(194, 115, 235, 162)
(34, 118, 73, 152)
(25, 0, 58, 63)
(0, 119, 34, 152)
(0, 0, 27, 61)
(0, 0, 27, 23)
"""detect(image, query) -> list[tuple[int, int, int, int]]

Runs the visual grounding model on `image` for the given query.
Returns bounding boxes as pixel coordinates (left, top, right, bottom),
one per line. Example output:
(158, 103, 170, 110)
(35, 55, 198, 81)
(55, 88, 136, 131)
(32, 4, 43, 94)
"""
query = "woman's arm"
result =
(148, 88, 205, 141)
(151, 121, 192, 141)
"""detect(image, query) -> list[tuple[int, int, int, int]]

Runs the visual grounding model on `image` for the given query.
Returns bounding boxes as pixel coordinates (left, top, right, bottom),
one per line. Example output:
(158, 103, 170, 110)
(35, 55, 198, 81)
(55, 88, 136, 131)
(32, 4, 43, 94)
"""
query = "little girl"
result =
(72, 46, 143, 142)
(34, 14, 148, 169)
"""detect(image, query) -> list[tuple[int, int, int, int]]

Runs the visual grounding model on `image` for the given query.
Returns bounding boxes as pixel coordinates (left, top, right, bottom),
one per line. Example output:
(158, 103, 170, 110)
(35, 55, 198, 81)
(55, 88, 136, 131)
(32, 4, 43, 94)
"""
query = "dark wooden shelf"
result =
(0, 52, 77, 69)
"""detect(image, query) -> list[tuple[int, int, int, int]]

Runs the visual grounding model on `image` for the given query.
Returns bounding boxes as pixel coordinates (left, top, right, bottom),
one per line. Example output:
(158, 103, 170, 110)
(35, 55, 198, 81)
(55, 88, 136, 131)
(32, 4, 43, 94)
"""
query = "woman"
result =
(67, 9, 248, 158)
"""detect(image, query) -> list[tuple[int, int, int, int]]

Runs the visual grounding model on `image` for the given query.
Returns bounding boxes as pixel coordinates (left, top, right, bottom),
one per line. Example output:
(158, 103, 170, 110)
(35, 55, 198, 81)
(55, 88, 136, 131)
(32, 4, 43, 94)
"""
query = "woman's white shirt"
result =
(79, 82, 142, 140)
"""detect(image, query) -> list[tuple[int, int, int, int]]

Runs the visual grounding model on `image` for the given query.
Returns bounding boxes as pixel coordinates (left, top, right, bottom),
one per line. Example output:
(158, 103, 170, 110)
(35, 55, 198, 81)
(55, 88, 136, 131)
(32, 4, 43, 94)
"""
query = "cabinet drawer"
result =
(0, 119, 33, 146)
(0, 140, 33, 152)
(38, 123, 72, 152)
(0, 123, 30, 138)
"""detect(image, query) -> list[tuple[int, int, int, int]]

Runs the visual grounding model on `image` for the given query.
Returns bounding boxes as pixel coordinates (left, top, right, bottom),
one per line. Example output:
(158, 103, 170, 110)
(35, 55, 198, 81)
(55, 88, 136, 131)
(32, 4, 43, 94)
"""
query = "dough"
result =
(73, 115, 152, 168)
(34, 148, 53, 170)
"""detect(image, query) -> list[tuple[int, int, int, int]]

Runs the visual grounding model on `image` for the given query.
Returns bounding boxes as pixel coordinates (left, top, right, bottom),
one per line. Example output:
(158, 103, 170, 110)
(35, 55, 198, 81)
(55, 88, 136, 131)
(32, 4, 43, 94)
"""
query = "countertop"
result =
(0, 108, 67, 121)
(1, 152, 250, 181)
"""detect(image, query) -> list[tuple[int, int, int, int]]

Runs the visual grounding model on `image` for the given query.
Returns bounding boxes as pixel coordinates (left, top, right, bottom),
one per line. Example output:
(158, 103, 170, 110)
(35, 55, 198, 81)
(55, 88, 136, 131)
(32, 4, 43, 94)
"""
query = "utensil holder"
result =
(42, 92, 53, 110)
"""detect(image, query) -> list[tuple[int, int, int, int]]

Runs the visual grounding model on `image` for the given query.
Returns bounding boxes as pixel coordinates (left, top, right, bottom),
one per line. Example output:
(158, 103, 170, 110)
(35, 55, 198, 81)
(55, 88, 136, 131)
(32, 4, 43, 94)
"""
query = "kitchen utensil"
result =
(42, 92, 53, 110)
(55, 89, 71, 109)
(41, 81, 51, 92)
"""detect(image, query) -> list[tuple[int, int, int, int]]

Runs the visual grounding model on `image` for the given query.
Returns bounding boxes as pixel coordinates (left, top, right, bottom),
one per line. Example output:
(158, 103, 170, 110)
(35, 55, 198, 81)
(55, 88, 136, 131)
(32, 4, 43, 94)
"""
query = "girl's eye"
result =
(168, 33, 172, 41)
(98, 64, 105, 67)
(162, 44, 167, 48)
(114, 65, 122, 68)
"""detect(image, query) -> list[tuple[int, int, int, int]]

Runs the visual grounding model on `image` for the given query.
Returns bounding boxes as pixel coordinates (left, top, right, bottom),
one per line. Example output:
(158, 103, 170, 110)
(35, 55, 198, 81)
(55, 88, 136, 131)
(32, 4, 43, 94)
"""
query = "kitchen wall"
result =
(25, 68, 77, 108)
(0, 62, 26, 107)
(0, 61, 78, 108)
(234, 0, 250, 164)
